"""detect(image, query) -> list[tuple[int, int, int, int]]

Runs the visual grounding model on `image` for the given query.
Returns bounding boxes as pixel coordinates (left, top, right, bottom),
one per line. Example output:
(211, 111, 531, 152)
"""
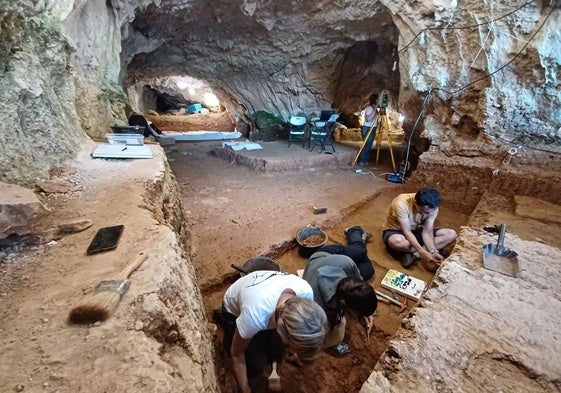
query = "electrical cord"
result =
(395, 89, 434, 182)
(399, 6, 558, 156)
(479, 129, 561, 155)
(437, 6, 554, 95)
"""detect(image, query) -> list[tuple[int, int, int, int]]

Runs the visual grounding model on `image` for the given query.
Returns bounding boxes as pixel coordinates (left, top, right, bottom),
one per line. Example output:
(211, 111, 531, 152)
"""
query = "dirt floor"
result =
(163, 129, 470, 393)
(3, 112, 558, 393)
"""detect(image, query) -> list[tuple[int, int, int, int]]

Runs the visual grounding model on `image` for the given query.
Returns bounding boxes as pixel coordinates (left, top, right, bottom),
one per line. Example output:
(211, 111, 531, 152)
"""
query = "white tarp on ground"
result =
(221, 140, 263, 151)
(92, 144, 153, 159)
(165, 131, 242, 141)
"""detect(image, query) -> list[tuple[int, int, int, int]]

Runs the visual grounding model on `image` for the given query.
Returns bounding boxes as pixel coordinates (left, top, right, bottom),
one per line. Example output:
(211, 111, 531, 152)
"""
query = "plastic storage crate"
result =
(111, 125, 145, 134)
(188, 103, 203, 114)
(106, 133, 144, 145)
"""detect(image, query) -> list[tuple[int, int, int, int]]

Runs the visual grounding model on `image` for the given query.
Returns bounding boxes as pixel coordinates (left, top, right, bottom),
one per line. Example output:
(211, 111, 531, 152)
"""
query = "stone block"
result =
(0, 182, 47, 239)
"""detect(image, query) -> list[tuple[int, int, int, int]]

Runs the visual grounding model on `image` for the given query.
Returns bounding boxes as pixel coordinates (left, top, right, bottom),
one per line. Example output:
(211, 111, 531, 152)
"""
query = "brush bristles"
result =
(267, 380, 282, 392)
(68, 291, 122, 324)
(268, 361, 281, 391)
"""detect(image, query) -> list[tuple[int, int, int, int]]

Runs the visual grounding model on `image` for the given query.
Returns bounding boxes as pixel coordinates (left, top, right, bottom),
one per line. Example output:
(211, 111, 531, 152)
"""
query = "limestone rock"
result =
(0, 182, 47, 239)
(57, 219, 94, 234)
(36, 179, 74, 194)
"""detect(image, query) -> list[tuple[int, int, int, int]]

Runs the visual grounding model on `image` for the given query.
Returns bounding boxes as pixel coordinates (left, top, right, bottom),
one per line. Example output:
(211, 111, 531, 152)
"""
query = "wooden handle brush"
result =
(68, 250, 148, 324)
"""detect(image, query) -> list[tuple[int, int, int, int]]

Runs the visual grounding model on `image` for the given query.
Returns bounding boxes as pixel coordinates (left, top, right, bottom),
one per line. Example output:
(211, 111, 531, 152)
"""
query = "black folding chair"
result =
(309, 113, 339, 153)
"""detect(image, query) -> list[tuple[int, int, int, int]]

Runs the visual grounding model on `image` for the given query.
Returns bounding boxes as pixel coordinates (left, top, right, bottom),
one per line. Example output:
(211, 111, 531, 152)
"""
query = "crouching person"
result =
(302, 251, 377, 350)
(219, 268, 328, 393)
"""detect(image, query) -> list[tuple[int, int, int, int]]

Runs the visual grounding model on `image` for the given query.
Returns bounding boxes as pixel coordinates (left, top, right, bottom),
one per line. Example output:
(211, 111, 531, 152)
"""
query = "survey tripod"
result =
(352, 108, 397, 172)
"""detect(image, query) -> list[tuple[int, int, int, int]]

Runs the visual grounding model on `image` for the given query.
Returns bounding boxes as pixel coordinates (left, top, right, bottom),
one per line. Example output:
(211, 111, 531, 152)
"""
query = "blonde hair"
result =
(278, 297, 328, 363)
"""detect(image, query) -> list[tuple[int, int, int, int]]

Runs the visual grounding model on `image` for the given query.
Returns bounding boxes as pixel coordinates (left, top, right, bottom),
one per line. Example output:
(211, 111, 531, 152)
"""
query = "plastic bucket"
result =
(296, 227, 328, 258)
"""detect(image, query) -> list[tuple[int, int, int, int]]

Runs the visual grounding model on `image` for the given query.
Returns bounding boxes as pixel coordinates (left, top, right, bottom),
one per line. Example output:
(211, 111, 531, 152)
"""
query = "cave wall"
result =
(1, 0, 558, 185)
(121, 0, 400, 122)
(389, 0, 560, 155)
(0, 1, 86, 186)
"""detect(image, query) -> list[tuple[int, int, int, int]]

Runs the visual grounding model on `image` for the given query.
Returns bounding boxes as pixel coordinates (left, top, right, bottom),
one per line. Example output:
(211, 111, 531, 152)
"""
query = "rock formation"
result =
(0, 1, 560, 392)
(0, 0, 558, 185)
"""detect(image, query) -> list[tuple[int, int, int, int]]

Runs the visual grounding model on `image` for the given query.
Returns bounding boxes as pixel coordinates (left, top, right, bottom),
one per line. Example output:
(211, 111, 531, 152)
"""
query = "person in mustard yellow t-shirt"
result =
(382, 188, 457, 271)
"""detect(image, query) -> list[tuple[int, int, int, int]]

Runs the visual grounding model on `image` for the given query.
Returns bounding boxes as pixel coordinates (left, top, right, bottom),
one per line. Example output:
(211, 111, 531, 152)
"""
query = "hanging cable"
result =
(439, 7, 553, 95)
(391, 89, 434, 182)
(479, 129, 561, 155)
(390, 3, 559, 179)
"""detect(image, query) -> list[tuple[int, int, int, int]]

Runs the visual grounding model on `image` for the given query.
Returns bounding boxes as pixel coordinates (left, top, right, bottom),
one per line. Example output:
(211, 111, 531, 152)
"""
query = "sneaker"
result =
(399, 252, 417, 268)
(362, 232, 372, 242)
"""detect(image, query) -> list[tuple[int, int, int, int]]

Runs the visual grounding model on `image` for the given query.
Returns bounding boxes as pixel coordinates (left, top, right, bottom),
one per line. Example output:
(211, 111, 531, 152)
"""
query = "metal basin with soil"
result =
(295, 227, 328, 258)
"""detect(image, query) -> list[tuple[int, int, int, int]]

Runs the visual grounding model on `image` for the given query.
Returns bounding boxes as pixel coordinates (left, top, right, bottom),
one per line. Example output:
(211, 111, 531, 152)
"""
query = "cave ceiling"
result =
(121, 0, 400, 116)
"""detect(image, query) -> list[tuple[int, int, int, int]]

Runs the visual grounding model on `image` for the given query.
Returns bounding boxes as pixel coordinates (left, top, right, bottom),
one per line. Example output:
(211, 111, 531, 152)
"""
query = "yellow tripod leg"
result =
(375, 115, 396, 171)
(375, 122, 383, 166)
(386, 127, 397, 172)
(352, 121, 377, 167)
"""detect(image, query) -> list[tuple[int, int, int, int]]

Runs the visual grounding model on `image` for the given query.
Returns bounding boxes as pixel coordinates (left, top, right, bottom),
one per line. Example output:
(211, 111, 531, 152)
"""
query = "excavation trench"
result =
(206, 193, 469, 393)
(164, 115, 561, 393)
(166, 140, 473, 393)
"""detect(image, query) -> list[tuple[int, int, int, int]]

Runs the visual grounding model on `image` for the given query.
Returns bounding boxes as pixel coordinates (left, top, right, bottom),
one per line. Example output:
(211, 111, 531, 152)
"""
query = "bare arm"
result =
(398, 217, 433, 262)
(231, 328, 252, 393)
(421, 217, 443, 262)
(363, 315, 374, 342)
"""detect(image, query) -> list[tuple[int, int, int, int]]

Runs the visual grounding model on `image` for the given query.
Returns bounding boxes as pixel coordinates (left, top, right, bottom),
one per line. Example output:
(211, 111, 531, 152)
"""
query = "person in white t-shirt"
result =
(357, 93, 379, 167)
(218, 265, 328, 393)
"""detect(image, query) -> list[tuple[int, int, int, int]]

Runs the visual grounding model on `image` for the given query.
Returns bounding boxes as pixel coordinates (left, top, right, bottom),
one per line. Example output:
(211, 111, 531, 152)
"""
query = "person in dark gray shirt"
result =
(302, 251, 377, 349)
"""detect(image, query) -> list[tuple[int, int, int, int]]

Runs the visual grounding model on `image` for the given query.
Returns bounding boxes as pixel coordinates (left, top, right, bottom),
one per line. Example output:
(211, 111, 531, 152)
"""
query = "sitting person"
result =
(302, 251, 377, 349)
(128, 111, 162, 138)
(381, 187, 457, 272)
(215, 266, 328, 393)
(317, 225, 374, 280)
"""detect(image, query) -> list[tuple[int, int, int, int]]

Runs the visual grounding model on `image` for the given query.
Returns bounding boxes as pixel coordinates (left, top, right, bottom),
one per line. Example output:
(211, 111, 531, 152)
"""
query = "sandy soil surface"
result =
(164, 137, 469, 393)
(0, 143, 221, 393)
(147, 111, 237, 132)
(3, 113, 559, 393)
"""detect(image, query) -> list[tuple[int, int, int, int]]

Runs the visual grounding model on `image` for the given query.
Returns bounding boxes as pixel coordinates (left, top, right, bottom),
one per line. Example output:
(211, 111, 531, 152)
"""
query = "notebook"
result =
(381, 269, 427, 301)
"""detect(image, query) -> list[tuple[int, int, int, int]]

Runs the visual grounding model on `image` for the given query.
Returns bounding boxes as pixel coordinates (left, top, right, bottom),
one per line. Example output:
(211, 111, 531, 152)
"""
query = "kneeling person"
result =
(220, 268, 328, 393)
(302, 251, 377, 349)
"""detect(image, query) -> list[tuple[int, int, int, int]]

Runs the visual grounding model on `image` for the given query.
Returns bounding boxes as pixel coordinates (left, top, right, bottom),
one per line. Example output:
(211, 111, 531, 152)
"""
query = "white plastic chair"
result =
(288, 116, 307, 147)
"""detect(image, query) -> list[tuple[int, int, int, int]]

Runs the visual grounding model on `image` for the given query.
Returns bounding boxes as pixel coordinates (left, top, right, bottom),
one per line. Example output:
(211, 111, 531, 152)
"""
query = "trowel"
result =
(482, 224, 519, 277)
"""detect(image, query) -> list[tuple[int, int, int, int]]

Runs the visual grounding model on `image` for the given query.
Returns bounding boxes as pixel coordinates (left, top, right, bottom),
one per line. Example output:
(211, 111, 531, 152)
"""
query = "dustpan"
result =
(482, 224, 519, 277)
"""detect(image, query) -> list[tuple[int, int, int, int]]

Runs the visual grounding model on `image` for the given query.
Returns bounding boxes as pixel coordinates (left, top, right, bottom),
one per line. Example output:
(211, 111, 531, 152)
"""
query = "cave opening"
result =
(129, 75, 226, 115)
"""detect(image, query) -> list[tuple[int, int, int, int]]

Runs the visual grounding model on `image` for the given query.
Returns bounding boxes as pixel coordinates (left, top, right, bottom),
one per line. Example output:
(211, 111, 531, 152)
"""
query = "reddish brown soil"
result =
(164, 114, 469, 393)
(147, 111, 236, 132)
